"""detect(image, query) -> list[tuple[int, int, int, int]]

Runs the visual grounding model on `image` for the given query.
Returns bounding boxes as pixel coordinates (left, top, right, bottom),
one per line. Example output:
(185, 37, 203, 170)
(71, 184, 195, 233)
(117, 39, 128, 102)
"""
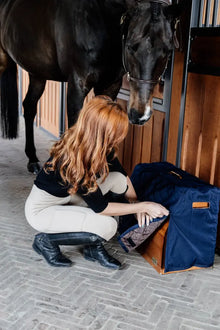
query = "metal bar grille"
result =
(213, 0, 220, 26)
(196, 0, 220, 28)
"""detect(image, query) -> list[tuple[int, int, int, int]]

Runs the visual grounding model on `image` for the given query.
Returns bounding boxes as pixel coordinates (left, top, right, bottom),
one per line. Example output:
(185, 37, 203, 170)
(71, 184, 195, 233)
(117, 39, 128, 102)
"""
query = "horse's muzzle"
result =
(128, 107, 153, 125)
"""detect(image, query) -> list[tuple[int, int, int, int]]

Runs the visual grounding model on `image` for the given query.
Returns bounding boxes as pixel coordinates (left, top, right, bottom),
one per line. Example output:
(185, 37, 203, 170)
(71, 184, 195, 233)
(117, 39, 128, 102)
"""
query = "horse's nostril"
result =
(129, 108, 140, 124)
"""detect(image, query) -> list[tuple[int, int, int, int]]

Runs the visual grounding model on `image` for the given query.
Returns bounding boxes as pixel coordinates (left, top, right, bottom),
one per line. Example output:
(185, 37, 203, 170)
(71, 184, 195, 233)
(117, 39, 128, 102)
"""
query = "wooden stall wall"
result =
(166, 0, 220, 188)
(166, 59, 220, 188)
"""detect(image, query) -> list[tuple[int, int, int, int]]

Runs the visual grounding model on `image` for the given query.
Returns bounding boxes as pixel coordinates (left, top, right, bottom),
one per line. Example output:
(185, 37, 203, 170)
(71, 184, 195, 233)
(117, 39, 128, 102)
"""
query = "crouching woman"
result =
(25, 96, 169, 270)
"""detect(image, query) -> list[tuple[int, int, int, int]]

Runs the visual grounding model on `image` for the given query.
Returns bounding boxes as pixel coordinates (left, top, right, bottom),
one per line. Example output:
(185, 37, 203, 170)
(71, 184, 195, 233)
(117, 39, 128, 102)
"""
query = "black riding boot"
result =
(84, 243, 121, 269)
(32, 233, 72, 267)
(49, 231, 122, 270)
(32, 232, 100, 267)
(33, 232, 121, 269)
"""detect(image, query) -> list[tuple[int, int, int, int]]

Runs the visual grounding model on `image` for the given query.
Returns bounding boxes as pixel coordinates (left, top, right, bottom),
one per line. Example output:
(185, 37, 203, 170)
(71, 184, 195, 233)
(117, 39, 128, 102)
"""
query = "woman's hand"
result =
(100, 201, 169, 224)
(136, 202, 169, 227)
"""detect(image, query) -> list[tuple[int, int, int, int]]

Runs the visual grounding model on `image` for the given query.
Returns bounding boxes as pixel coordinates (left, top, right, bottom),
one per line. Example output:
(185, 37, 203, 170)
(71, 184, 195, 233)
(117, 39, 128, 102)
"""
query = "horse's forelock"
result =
(129, 0, 150, 17)
(127, 3, 151, 38)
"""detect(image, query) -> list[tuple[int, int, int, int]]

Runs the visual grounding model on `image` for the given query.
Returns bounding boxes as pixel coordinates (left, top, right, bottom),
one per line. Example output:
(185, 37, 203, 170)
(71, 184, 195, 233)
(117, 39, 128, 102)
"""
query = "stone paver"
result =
(1, 118, 220, 330)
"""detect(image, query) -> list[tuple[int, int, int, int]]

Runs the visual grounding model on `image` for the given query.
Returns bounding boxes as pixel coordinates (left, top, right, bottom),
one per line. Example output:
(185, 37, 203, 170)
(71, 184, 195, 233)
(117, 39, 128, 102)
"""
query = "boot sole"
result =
(84, 255, 121, 270)
(32, 242, 72, 267)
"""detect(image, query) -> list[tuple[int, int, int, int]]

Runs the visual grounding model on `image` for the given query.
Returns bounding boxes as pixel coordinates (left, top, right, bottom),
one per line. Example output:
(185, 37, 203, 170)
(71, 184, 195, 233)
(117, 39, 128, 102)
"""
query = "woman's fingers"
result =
(136, 213, 142, 227)
(136, 213, 151, 227)
(141, 213, 146, 227)
(146, 214, 150, 226)
(136, 202, 169, 227)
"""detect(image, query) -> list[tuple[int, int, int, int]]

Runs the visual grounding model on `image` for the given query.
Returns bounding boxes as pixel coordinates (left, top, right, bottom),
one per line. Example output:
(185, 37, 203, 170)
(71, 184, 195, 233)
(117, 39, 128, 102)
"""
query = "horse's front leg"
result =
(23, 75, 46, 174)
(67, 76, 89, 127)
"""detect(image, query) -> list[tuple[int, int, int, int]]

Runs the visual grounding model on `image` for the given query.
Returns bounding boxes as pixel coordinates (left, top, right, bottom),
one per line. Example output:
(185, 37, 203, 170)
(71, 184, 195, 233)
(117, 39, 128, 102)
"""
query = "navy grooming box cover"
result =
(129, 162, 220, 273)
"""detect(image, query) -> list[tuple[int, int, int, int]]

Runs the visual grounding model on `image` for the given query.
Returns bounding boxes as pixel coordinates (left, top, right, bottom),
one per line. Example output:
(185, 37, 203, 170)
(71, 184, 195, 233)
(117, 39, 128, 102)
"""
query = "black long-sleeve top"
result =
(34, 154, 127, 213)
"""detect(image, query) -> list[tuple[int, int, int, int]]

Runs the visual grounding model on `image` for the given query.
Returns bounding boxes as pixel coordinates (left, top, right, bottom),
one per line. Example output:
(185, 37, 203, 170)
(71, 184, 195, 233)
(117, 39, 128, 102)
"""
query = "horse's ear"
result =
(163, 0, 191, 50)
(163, 0, 190, 20)
(125, 0, 139, 10)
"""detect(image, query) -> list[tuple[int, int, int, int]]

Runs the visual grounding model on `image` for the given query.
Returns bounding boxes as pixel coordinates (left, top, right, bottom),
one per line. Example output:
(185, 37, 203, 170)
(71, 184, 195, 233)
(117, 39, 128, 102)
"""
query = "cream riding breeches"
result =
(25, 172, 127, 241)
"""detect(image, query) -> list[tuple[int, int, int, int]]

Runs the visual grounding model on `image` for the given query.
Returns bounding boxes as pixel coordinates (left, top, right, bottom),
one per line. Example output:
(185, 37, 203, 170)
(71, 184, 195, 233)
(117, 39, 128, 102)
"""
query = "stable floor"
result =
(1, 118, 220, 330)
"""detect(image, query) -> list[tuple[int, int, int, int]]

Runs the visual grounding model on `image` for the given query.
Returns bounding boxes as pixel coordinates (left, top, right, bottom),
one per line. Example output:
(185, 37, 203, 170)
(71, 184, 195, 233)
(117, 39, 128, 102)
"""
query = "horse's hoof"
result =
(27, 162, 42, 174)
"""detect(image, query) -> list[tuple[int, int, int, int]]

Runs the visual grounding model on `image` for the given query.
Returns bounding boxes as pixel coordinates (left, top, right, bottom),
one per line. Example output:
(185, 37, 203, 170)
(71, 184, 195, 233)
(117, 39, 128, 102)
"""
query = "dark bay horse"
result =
(0, 0, 184, 173)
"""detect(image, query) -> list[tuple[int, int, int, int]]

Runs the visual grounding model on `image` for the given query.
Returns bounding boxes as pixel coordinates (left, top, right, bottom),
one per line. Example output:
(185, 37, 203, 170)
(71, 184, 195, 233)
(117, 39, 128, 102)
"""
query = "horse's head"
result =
(123, 0, 184, 125)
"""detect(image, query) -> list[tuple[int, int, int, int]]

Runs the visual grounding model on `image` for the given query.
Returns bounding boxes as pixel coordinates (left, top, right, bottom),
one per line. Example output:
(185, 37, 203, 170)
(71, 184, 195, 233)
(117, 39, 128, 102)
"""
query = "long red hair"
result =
(46, 96, 129, 194)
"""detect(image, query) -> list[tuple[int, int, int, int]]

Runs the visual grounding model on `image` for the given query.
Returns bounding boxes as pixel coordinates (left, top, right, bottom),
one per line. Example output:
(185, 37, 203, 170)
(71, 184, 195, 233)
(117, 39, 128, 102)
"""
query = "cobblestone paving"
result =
(1, 118, 220, 330)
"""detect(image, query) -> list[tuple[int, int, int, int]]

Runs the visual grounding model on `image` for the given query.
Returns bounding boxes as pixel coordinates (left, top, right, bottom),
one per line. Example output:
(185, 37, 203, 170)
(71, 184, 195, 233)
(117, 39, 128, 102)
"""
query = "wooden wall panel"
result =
(116, 98, 127, 165)
(132, 125, 144, 166)
(21, 70, 29, 100)
(150, 110, 165, 163)
(40, 80, 60, 137)
(141, 122, 153, 163)
(202, 0, 207, 25)
(218, 2, 220, 25)
(197, 76, 220, 186)
(181, 73, 205, 174)
(122, 124, 135, 175)
(180, 74, 220, 187)
(167, 52, 185, 164)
